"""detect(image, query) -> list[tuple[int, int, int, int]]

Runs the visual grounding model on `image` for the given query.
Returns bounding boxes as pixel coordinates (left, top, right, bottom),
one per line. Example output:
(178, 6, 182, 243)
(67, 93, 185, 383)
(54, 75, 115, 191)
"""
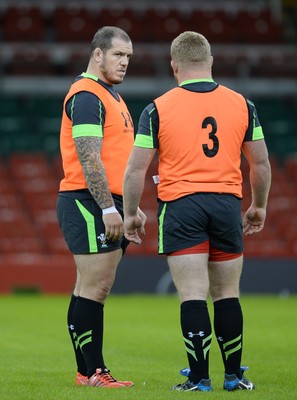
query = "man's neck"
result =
(177, 70, 212, 85)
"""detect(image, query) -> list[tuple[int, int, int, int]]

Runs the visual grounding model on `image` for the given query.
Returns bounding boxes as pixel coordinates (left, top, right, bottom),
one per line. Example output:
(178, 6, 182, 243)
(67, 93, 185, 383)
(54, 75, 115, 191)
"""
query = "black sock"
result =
(73, 296, 105, 378)
(180, 300, 212, 383)
(67, 294, 87, 376)
(214, 298, 243, 377)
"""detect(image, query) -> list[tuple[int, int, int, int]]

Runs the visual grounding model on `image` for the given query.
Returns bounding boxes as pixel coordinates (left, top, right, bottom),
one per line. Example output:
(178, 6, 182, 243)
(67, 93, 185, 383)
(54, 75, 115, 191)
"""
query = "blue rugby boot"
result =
(172, 378, 212, 392)
(224, 366, 255, 391)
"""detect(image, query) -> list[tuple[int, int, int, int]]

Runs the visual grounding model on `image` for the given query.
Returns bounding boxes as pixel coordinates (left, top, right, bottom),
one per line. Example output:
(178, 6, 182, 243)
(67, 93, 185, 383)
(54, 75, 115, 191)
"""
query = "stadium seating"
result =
(189, 9, 238, 43)
(2, 5, 45, 42)
(52, 5, 98, 42)
(0, 2, 296, 292)
(0, 3, 286, 44)
(0, 2, 293, 81)
(236, 8, 282, 43)
(0, 152, 296, 263)
(5, 47, 54, 76)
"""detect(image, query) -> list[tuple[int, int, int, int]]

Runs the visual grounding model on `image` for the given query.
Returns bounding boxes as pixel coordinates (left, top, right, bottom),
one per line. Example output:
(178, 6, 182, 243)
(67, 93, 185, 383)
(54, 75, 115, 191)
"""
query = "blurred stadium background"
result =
(0, 0, 296, 294)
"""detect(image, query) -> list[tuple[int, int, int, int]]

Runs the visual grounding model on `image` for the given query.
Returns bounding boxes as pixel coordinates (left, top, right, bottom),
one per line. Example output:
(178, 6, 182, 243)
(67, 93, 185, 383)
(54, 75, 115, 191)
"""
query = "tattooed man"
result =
(57, 26, 146, 389)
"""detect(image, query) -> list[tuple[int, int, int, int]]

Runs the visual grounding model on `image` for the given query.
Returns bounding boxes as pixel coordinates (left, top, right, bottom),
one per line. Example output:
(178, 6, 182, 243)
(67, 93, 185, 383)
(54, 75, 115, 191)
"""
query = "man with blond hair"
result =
(123, 31, 271, 392)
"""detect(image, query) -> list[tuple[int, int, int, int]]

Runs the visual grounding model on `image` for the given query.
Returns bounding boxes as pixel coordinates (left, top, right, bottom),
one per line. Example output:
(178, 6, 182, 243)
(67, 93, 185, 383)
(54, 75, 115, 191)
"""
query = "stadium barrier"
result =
(0, 254, 296, 295)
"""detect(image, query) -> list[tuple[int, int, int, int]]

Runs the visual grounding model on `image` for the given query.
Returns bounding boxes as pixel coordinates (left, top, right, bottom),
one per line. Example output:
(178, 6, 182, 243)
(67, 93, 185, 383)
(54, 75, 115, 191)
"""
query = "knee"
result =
(209, 284, 239, 302)
(94, 282, 112, 303)
(80, 277, 114, 303)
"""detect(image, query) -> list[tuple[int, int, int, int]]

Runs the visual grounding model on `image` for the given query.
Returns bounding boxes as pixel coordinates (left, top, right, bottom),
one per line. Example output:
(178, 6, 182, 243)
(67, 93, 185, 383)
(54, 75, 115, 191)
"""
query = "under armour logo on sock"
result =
(188, 331, 205, 338)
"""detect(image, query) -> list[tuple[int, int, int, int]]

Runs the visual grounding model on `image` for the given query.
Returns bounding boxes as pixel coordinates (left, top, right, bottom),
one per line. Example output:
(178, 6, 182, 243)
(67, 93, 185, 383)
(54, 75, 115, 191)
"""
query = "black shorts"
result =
(56, 190, 129, 254)
(157, 193, 243, 255)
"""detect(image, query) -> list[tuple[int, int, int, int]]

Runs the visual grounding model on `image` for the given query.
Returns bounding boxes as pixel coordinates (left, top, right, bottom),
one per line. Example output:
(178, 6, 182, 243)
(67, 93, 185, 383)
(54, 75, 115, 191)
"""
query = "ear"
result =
(209, 55, 213, 68)
(171, 60, 178, 74)
(93, 48, 103, 63)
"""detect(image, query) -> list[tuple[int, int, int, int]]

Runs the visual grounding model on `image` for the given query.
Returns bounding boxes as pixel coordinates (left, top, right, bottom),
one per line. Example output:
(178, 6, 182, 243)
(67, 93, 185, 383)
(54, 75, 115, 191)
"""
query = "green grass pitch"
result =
(0, 293, 296, 399)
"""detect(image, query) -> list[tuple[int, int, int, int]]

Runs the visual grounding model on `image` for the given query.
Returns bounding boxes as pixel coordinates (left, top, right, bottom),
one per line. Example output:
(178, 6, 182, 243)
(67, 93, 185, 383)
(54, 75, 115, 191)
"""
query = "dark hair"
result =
(90, 26, 131, 55)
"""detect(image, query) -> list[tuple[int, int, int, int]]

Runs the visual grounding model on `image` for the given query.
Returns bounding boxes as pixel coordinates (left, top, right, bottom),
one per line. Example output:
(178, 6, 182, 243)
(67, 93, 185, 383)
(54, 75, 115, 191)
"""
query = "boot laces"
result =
(99, 369, 117, 383)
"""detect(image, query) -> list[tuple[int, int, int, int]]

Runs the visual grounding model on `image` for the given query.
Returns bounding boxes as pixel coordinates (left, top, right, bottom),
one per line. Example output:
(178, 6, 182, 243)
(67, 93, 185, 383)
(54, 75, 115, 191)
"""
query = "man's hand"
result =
(102, 212, 124, 241)
(124, 214, 145, 244)
(136, 207, 147, 235)
(243, 206, 266, 236)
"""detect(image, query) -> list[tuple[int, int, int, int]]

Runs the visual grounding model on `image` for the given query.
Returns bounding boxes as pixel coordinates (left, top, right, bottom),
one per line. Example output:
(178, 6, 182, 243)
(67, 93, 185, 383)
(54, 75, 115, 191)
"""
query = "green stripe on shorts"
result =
(75, 199, 98, 252)
(158, 203, 167, 253)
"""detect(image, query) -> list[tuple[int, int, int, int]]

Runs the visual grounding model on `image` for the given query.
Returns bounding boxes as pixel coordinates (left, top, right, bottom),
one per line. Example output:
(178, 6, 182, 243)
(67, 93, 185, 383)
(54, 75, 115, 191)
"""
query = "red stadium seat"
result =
(63, 49, 89, 76)
(144, 7, 190, 42)
(0, 176, 18, 195)
(250, 51, 297, 78)
(0, 208, 38, 238)
(0, 237, 44, 254)
(53, 5, 97, 42)
(0, 193, 19, 209)
(3, 5, 44, 42)
(44, 236, 70, 255)
(22, 192, 58, 215)
(285, 156, 297, 184)
(190, 9, 237, 43)
(99, 8, 143, 41)
(8, 153, 55, 180)
(52, 154, 64, 182)
(212, 52, 246, 78)
(126, 51, 157, 77)
(6, 47, 54, 76)
(237, 9, 283, 43)
(33, 209, 69, 255)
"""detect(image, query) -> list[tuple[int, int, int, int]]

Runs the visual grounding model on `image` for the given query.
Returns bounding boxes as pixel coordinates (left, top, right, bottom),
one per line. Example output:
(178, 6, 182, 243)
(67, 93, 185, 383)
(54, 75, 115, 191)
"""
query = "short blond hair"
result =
(170, 31, 211, 66)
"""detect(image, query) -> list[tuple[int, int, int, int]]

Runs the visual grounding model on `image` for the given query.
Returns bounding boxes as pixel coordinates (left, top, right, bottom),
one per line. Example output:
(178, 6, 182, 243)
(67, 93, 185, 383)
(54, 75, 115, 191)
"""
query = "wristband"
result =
(102, 206, 118, 215)
(152, 175, 160, 184)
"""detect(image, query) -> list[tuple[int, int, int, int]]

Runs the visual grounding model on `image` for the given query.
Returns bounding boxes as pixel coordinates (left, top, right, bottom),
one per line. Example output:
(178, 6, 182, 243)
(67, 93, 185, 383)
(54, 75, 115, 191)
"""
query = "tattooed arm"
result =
(74, 135, 123, 241)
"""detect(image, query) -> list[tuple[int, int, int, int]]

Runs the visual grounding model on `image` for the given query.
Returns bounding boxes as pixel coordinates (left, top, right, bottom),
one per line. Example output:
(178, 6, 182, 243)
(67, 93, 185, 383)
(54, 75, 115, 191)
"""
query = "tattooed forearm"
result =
(74, 136, 114, 209)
